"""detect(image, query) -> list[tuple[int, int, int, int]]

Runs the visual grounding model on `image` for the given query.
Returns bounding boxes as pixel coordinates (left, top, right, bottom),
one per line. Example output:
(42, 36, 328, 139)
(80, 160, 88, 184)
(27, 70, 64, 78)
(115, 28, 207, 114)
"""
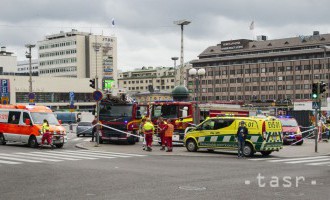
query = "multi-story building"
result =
(189, 31, 330, 103)
(37, 29, 118, 93)
(118, 66, 176, 97)
(17, 59, 39, 75)
(0, 46, 17, 74)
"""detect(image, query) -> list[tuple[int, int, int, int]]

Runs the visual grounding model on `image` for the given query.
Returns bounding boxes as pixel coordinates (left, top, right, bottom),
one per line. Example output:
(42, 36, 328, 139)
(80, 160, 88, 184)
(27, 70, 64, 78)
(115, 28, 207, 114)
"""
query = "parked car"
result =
(278, 116, 303, 145)
(76, 122, 93, 137)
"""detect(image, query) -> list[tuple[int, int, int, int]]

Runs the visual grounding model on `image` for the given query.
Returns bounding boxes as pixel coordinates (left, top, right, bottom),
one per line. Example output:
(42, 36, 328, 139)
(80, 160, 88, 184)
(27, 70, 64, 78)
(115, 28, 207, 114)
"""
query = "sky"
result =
(1, 0, 330, 71)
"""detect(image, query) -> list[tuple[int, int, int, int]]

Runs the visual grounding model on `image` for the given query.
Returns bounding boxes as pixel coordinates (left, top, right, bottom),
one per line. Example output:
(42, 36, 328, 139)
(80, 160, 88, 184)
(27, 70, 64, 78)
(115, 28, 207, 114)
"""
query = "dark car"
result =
(76, 122, 93, 137)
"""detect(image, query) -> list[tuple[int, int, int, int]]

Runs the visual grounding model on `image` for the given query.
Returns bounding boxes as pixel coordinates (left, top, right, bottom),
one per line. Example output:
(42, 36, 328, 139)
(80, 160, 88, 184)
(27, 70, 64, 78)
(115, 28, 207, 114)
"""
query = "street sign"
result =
(93, 90, 103, 102)
(69, 92, 75, 102)
(312, 101, 320, 109)
(1, 97, 9, 104)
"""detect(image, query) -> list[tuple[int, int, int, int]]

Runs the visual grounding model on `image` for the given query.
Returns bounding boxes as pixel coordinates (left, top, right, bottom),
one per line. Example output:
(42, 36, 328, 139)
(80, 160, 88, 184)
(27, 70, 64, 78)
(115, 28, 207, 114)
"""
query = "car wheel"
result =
(296, 140, 304, 145)
(55, 144, 64, 148)
(127, 137, 136, 145)
(77, 134, 80, 137)
(260, 151, 272, 156)
(186, 139, 198, 152)
(207, 149, 215, 152)
(243, 143, 254, 157)
(0, 133, 6, 145)
(28, 135, 38, 148)
(83, 134, 85, 137)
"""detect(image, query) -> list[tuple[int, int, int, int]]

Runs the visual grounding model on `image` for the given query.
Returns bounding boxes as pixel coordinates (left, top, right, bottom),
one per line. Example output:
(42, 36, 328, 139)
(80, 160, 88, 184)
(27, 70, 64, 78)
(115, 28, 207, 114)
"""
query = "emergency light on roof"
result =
(278, 116, 292, 118)
(217, 114, 235, 117)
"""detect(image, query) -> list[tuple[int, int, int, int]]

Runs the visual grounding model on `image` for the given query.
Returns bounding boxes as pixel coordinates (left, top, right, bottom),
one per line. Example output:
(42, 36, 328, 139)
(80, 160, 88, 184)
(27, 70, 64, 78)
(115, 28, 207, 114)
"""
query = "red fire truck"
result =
(148, 101, 194, 143)
(98, 95, 147, 144)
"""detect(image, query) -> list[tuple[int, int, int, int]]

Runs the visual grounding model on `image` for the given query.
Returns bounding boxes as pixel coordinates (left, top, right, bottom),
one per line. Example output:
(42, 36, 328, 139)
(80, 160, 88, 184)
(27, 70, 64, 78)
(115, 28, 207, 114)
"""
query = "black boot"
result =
(160, 146, 165, 151)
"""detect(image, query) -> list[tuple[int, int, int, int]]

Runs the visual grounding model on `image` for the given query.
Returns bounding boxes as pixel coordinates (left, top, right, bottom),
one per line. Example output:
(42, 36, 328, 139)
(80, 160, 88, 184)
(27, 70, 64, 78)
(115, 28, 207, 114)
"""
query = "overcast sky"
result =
(1, 0, 330, 71)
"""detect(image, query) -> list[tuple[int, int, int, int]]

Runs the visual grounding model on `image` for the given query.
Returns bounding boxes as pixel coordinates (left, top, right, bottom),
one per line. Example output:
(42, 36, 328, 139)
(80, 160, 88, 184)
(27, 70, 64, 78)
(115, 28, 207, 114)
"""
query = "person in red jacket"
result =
(163, 119, 174, 152)
(157, 117, 167, 150)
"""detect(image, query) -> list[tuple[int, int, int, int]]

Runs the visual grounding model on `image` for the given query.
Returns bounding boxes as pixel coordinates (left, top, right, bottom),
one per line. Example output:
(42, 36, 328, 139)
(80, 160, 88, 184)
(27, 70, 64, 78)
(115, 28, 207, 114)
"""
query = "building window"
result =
(295, 75, 301, 80)
(286, 76, 293, 81)
(295, 85, 301, 90)
(286, 85, 293, 90)
(278, 76, 283, 81)
(286, 66, 292, 71)
(245, 78, 251, 83)
(222, 79, 227, 84)
(123, 81, 126, 84)
(304, 84, 310, 89)
(261, 77, 267, 82)
(304, 75, 310, 80)
(304, 65, 311, 70)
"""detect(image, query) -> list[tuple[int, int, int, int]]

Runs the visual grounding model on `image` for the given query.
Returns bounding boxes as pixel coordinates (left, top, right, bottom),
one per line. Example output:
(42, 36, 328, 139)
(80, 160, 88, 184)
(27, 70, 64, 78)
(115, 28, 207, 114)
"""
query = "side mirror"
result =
(58, 120, 62, 125)
(179, 117, 183, 121)
(25, 119, 31, 126)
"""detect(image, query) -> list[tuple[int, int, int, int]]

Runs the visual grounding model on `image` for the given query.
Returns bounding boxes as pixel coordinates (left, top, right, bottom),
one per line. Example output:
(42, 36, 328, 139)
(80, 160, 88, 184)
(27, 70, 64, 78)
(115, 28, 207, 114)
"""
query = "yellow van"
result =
(183, 116, 283, 157)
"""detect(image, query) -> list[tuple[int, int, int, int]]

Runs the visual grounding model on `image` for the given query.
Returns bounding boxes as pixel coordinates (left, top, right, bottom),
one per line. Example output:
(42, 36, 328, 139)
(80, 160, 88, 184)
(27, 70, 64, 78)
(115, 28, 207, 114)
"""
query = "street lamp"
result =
(171, 57, 179, 85)
(174, 20, 191, 86)
(189, 68, 206, 125)
(93, 36, 102, 146)
(25, 44, 35, 94)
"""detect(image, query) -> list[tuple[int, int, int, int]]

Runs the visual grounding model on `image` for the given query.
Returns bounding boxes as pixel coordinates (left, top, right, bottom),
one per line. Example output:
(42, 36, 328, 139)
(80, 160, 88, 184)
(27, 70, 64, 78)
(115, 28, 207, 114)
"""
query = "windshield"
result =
(31, 112, 60, 125)
(99, 104, 133, 117)
(152, 105, 178, 119)
(279, 118, 298, 127)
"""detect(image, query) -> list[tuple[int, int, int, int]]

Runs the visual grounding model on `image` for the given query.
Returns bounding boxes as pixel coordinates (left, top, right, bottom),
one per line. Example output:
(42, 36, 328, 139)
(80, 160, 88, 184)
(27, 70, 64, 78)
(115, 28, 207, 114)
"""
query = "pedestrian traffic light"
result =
(89, 79, 95, 89)
(320, 81, 327, 94)
(312, 82, 319, 99)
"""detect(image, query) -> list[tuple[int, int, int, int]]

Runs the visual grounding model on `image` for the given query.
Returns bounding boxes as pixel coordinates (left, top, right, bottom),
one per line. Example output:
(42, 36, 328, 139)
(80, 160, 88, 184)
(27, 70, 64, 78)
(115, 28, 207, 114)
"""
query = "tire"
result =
(0, 133, 6, 145)
(260, 151, 272, 156)
(186, 139, 198, 152)
(296, 140, 303, 145)
(243, 143, 254, 157)
(77, 134, 80, 137)
(127, 137, 136, 145)
(55, 144, 64, 148)
(28, 135, 38, 148)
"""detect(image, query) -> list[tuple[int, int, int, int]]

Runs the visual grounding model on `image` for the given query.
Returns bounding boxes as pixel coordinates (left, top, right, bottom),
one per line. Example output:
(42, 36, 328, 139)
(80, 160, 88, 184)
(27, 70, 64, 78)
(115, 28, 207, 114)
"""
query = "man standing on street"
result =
(163, 119, 174, 152)
(143, 118, 155, 151)
(237, 121, 248, 158)
(157, 117, 167, 150)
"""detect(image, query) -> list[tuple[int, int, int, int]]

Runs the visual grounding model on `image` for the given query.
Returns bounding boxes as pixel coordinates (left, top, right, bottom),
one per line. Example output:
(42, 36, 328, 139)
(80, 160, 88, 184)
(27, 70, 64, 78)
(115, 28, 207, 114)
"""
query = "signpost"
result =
(0, 79, 10, 104)
(93, 90, 103, 102)
(28, 92, 35, 105)
(69, 92, 75, 112)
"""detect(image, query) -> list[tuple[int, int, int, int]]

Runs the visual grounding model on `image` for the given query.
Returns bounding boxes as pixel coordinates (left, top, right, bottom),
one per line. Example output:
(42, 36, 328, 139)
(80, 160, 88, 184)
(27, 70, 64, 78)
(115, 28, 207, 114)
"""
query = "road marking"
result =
(83, 138, 91, 142)
(268, 156, 329, 163)
(306, 161, 330, 166)
(30, 151, 98, 160)
(248, 158, 278, 161)
(0, 154, 42, 163)
(286, 158, 330, 164)
(76, 150, 147, 157)
(0, 159, 22, 165)
(72, 138, 82, 141)
(15, 152, 80, 161)
(10, 154, 63, 162)
(63, 150, 131, 158)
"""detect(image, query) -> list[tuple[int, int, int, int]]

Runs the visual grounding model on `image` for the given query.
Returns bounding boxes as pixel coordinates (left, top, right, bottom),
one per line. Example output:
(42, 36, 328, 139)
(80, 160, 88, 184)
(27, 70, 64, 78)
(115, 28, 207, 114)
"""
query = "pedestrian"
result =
(163, 119, 174, 152)
(90, 115, 98, 142)
(157, 116, 167, 150)
(143, 118, 155, 151)
(237, 121, 248, 158)
(139, 116, 147, 150)
(40, 119, 53, 149)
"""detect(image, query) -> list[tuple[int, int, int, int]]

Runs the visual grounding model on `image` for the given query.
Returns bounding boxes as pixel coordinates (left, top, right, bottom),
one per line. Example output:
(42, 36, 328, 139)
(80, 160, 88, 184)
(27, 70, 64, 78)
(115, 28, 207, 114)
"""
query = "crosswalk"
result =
(249, 155, 330, 167)
(0, 150, 146, 166)
(69, 137, 91, 142)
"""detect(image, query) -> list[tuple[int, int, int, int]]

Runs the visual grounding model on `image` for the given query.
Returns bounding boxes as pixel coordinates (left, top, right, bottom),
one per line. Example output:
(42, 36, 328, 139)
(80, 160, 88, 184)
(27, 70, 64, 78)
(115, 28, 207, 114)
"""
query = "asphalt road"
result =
(0, 129, 329, 200)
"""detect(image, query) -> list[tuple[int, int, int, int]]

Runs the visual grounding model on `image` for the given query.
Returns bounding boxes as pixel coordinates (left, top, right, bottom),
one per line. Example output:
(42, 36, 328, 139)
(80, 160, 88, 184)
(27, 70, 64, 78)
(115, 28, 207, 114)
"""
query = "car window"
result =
(22, 112, 31, 125)
(201, 120, 215, 130)
(8, 111, 21, 124)
(214, 119, 235, 129)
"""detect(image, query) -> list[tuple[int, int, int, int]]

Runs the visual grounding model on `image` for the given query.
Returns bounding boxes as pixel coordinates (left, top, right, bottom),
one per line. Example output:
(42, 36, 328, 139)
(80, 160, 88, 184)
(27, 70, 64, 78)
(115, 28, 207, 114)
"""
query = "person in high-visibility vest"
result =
(143, 118, 155, 151)
(139, 116, 147, 150)
(163, 119, 174, 152)
(41, 119, 53, 149)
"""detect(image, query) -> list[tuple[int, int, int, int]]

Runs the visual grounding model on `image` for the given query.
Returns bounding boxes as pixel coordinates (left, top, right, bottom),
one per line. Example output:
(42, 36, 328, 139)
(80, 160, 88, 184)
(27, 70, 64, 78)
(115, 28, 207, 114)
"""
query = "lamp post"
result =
(25, 44, 35, 94)
(171, 57, 179, 85)
(189, 68, 206, 125)
(174, 20, 191, 86)
(93, 36, 102, 146)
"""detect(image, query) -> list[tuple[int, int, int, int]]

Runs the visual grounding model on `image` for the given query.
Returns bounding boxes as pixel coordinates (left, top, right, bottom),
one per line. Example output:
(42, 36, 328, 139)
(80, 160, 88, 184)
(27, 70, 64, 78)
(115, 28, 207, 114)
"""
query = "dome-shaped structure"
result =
(172, 85, 189, 101)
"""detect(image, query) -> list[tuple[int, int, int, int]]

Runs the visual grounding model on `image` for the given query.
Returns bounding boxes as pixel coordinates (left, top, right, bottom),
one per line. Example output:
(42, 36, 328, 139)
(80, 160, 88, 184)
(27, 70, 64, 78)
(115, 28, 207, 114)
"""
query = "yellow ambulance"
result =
(183, 116, 283, 157)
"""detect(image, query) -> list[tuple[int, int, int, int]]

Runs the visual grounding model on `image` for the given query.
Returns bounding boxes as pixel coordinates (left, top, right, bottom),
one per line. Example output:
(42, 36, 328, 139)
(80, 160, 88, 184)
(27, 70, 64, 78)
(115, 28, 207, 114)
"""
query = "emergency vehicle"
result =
(0, 104, 67, 148)
(98, 95, 146, 144)
(184, 116, 283, 157)
(148, 101, 193, 143)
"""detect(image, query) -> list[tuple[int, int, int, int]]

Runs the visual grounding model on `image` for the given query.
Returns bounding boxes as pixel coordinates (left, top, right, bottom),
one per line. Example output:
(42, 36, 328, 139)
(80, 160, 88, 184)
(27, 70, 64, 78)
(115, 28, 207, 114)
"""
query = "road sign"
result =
(28, 92, 35, 100)
(69, 92, 75, 102)
(1, 97, 9, 104)
(93, 90, 103, 102)
(312, 101, 320, 109)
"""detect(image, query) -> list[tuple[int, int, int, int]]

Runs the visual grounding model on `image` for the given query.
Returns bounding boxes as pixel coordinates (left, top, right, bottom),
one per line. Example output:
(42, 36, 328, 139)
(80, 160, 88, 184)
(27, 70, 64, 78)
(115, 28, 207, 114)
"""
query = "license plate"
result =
(53, 140, 62, 144)
(172, 135, 180, 141)
(286, 138, 294, 141)
(110, 137, 119, 140)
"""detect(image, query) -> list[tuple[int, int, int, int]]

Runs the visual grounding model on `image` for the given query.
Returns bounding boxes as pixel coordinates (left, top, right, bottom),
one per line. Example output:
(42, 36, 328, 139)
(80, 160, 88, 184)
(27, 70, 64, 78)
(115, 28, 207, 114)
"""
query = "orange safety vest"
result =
(165, 124, 174, 137)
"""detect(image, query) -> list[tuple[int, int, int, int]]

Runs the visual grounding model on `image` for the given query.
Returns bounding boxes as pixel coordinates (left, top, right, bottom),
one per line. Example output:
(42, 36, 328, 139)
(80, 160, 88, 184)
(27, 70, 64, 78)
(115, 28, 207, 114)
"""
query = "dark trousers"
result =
(91, 127, 96, 142)
(159, 132, 165, 146)
(238, 140, 245, 157)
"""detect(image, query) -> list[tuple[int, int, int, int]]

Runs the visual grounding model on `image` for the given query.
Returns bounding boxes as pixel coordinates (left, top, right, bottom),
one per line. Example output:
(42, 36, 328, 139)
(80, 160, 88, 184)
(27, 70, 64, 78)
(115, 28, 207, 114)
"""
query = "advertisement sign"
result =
(220, 39, 250, 51)
(104, 80, 115, 89)
(0, 110, 9, 123)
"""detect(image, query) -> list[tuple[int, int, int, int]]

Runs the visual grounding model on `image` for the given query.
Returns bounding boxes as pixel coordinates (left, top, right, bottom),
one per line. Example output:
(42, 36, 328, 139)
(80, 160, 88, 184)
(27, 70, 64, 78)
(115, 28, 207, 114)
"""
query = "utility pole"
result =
(25, 44, 35, 93)
(93, 36, 102, 146)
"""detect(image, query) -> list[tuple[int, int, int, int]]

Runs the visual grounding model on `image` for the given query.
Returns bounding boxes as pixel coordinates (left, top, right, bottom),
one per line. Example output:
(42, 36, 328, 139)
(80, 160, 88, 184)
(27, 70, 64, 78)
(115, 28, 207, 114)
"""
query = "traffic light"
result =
(312, 82, 319, 99)
(89, 79, 95, 89)
(320, 81, 327, 94)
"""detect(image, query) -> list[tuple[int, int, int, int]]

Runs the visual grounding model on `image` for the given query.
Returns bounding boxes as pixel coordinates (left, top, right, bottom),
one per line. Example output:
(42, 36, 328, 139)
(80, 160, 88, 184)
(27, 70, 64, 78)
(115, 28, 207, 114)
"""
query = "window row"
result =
(39, 66, 77, 74)
(127, 85, 174, 91)
(40, 57, 77, 66)
(39, 40, 77, 50)
(16, 92, 93, 103)
(123, 79, 174, 84)
(39, 49, 77, 58)
(197, 93, 313, 101)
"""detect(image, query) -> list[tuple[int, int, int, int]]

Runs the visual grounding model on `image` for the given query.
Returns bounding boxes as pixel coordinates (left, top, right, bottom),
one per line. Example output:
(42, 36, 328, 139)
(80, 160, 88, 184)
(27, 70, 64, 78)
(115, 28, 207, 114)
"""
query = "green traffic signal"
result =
(312, 93, 318, 99)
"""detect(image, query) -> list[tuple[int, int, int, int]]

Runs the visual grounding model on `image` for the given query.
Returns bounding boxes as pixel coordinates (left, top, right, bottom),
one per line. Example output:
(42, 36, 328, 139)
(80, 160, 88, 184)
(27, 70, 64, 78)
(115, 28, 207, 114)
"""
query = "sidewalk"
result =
(75, 139, 330, 158)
